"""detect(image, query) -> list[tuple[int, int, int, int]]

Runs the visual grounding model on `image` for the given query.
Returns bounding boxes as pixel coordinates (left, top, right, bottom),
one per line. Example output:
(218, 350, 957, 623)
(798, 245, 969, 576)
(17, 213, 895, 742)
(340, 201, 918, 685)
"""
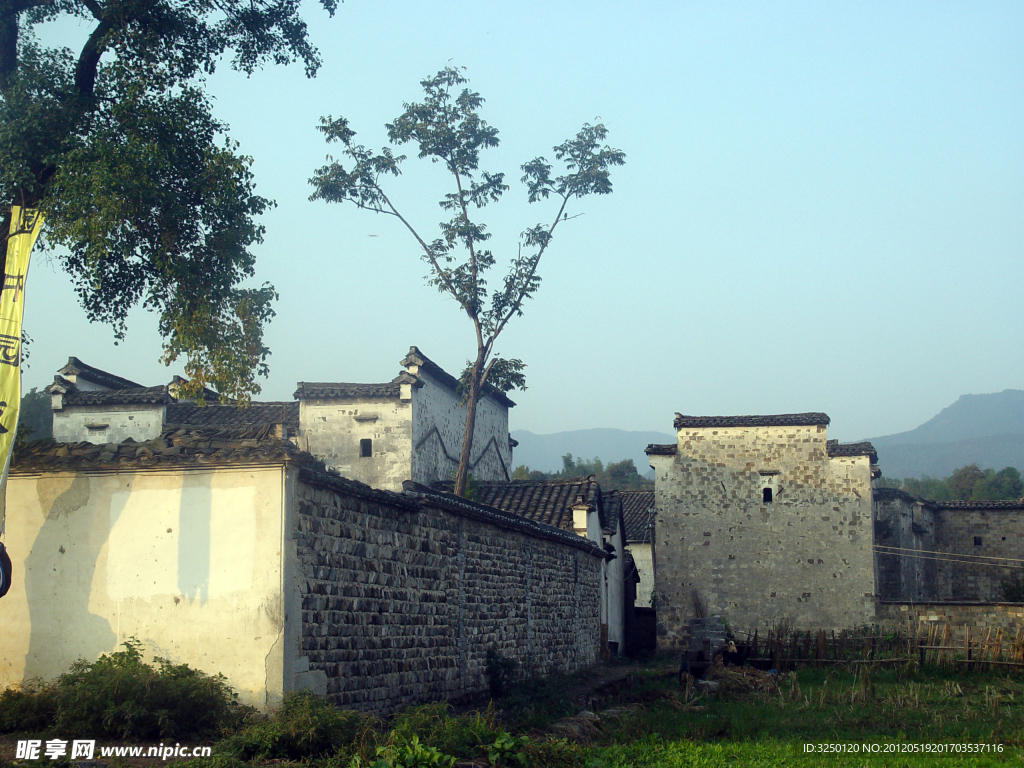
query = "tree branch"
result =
(487, 193, 570, 345)
(378, 189, 464, 303)
(75, 9, 116, 96)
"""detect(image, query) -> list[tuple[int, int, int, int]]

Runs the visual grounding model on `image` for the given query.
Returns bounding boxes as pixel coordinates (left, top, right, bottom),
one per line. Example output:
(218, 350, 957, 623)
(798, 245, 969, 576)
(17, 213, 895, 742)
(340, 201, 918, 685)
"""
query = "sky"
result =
(24, 1, 1024, 444)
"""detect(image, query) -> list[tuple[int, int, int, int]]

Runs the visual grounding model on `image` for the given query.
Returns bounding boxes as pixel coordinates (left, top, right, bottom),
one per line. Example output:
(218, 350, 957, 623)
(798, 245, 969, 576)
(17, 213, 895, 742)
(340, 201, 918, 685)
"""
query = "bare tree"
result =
(310, 67, 624, 496)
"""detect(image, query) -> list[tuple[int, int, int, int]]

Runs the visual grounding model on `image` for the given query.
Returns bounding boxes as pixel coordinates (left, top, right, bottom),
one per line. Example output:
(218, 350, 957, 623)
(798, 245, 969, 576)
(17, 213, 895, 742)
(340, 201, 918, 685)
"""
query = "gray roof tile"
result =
(673, 412, 830, 429)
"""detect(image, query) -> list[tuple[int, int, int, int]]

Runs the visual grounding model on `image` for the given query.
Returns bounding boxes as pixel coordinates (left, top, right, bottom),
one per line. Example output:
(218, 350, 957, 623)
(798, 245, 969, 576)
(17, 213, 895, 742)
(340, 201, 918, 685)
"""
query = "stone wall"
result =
(935, 508, 1024, 602)
(877, 602, 1024, 635)
(650, 423, 876, 647)
(292, 471, 603, 712)
(873, 488, 1024, 603)
(410, 369, 511, 487)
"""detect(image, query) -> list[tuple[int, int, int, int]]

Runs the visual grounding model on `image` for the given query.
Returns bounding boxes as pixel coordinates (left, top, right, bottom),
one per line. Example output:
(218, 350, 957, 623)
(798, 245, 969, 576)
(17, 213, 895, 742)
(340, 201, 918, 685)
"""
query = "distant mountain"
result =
(866, 390, 1024, 479)
(510, 428, 674, 474)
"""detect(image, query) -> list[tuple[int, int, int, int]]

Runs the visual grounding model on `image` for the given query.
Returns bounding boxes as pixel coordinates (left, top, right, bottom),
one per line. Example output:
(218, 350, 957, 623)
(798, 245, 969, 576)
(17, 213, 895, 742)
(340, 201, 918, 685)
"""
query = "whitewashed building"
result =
(45, 347, 516, 492)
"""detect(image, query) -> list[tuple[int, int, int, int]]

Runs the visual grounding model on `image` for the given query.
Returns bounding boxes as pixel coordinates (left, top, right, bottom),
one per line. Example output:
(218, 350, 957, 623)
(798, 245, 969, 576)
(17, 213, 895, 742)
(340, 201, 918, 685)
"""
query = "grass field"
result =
(584, 663, 1024, 767)
(3, 644, 1024, 767)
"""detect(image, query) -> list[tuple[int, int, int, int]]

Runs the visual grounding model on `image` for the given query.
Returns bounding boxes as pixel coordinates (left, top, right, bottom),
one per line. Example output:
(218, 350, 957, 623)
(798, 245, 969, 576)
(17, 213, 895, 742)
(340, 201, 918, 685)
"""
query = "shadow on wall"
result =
(24, 472, 217, 678)
(24, 475, 119, 679)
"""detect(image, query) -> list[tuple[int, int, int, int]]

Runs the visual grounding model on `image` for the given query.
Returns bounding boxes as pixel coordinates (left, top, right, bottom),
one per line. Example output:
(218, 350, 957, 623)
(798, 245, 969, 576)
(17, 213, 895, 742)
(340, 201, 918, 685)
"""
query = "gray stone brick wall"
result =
(877, 601, 1024, 635)
(650, 424, 876, 647)
(873, 489, 1024, 603)
(293, 478, 602, 713)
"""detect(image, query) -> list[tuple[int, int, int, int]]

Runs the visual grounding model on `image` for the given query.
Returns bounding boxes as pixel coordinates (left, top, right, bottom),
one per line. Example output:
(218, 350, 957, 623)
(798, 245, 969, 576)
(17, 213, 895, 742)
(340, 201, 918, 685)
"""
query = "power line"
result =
(875, 544, 1024, 565)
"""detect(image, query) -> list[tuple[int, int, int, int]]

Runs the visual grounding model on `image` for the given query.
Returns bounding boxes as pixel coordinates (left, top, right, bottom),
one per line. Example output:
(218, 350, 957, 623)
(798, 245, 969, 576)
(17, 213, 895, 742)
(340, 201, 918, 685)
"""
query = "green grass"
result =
(588, 664, 1024, 767)
(7, 648, 1024, 767)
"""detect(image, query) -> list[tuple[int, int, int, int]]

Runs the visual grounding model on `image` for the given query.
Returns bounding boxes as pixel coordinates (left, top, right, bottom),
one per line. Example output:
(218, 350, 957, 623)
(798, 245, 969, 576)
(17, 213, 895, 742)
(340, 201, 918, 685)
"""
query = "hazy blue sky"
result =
(26, 1, 1023, 445)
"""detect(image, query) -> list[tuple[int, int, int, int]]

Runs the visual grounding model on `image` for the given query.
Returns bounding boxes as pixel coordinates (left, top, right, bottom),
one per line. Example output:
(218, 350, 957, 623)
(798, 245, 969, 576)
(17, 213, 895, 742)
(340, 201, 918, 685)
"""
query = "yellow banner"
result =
(0, 206, 42, 471)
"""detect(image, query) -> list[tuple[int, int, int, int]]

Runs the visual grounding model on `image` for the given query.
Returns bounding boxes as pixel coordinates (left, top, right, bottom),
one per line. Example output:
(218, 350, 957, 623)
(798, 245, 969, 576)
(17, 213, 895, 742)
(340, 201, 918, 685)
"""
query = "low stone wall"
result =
(294, 470, 604, 713)
(877, 602, 1024, 633)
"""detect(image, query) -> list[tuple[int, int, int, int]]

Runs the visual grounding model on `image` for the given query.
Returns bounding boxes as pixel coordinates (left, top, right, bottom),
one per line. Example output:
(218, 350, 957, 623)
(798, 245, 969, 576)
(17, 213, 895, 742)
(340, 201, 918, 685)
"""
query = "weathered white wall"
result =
(605, 519, 625, 649)
(410, 371, 511, 486)
(299, 399, 413, 492)
(1, 466, 289, 709)
(51, 405, 166, 445)
(652, 425, 876, 648)
(629, 542, 654, 607)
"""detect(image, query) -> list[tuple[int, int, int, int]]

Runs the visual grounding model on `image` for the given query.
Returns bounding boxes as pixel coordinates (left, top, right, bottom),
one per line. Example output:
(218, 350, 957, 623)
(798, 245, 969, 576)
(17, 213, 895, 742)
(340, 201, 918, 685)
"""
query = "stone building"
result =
(620, 490, 655, 607)
(646, 412, 879, 648)
(1, 427, 606, 712)
(875, 488, 1024, 603)
(46, 347, 516, 492)
(437, 477, 629, 655)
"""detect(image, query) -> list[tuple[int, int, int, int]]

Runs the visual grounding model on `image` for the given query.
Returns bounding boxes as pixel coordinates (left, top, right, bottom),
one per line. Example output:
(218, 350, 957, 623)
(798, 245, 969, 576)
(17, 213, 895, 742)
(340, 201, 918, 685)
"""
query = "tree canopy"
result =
(878, 463, 1024, 501)
(310, 66, 624, 495)
(512, 454, 653, 492)
(0, 0, 337, 401)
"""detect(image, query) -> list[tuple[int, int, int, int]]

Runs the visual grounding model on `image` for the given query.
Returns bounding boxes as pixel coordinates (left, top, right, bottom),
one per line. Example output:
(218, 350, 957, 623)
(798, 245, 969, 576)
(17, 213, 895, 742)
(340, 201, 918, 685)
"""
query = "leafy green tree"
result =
(948, 463, 986, 500)
(883, 464, 1023, 502)
(16, 386, 49, 441)
(0, 0, 337, 401)
(310, 67, 624, 495)
(972, 467, 1023, 500)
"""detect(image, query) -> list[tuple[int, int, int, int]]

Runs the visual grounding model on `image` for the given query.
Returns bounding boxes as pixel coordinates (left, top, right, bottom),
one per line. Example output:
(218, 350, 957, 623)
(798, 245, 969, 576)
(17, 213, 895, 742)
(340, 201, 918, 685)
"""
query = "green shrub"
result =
(217, 691, 370, 761)
(349, 733, 456, 768)
(0, 638, 242, 739)
(485, 649, 519, 698)
(389, 702, 501, 760)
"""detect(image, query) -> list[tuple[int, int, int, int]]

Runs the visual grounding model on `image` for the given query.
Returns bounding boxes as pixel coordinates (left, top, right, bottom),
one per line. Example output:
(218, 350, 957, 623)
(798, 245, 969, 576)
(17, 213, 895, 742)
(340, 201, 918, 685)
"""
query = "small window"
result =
(359, 438, 372, 458)
(974, 536, 982, 547)
(762, 487, 773, 504)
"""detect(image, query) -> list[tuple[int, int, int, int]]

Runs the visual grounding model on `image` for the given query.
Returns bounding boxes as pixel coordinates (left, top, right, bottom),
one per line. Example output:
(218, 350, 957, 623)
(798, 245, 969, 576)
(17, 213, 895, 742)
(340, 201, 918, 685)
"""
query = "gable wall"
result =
(299, 398, 412, 491)
(410, 371, 511, 486)
(651, 424, 876, 647)
(51, 404, 166, 445)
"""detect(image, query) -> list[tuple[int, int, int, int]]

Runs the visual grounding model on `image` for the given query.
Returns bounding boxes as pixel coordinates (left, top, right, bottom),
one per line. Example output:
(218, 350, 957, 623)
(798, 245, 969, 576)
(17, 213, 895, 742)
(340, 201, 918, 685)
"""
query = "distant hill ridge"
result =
(510, 428, 673, 474)
(513, 390, 1024, 481)
(865, 389, 1024, 478)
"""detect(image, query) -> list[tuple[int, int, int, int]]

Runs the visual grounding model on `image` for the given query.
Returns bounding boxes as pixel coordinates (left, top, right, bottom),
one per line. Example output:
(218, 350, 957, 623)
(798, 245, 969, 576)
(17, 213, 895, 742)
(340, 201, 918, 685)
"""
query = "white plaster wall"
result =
(299, 399, 412, 492)
(2, 465, 289, 710)
(410, 372, 511, 486)
(606, 520, 625, 649)
(630, 542, 654, 607)
(51, 405, 166, 445)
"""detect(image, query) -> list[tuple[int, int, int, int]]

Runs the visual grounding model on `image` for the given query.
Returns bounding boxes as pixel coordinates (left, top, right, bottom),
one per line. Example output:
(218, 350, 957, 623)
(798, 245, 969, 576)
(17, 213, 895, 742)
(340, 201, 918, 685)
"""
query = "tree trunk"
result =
(452, 358, 483, 497)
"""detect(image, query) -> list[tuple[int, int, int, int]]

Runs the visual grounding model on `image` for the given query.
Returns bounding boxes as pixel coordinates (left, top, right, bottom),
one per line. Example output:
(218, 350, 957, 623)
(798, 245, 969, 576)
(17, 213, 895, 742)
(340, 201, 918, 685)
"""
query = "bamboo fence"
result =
(738, 623, 1024, 671)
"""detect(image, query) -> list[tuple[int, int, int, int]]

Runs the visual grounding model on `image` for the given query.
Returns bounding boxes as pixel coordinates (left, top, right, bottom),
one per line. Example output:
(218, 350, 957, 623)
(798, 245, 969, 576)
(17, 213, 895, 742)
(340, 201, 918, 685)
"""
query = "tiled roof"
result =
(620, 490, 655, 542)
(645, 444, 676, 456)
(401, 346, 516, 409)
(673, 412, 830, 429)
(62, 386, 173, 406)
(166, 401, 299, 431)
(928, 498, 1024, 510)
(827, 440, 878, 463)
(11, 427, 310, 473)
(404, 482, 608, 558)
(294, 381, 401, 400)
(293, 372, 422, 401)
(58, 356, 143, 390)
(431, 476, 602, 531)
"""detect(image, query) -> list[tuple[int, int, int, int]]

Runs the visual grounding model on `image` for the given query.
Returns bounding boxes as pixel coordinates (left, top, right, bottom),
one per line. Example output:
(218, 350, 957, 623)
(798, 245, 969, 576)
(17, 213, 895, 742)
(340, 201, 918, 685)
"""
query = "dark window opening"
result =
(762, 487, 773, 504)
(360, 438, 372, 458)
(974, 536, 983, 547)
